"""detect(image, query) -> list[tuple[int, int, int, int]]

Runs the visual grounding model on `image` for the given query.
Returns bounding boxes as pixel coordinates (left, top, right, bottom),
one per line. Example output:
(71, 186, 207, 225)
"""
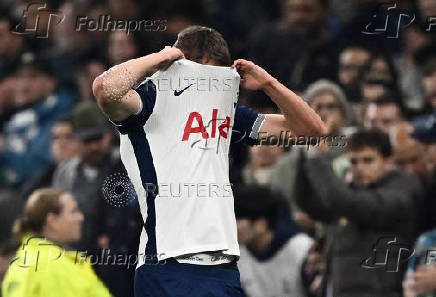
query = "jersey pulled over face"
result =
(111, 59, 263, 268)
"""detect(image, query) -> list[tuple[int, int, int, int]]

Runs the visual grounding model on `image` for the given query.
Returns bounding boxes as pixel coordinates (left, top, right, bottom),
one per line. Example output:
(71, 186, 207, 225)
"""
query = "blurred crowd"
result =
(1, 0, 436, 296)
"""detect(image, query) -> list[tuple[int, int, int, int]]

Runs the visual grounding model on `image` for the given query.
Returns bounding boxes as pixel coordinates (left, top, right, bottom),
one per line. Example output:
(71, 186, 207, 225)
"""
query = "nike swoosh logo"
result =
(174, 84, 193, 96)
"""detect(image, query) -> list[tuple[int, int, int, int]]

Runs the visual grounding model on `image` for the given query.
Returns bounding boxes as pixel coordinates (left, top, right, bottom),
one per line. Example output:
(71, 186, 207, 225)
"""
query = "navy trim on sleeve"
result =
(232, 104, 263, 146)
(111, 80, 157, 134)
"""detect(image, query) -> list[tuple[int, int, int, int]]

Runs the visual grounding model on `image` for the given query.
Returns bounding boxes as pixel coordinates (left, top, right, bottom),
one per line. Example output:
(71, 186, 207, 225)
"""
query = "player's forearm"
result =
(93, 52, 169, 103)
(262, 79, 327, 136)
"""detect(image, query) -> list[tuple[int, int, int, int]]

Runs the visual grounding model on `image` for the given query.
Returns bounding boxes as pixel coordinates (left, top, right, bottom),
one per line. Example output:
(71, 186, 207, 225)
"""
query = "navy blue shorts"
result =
(134, 259, 244, 297)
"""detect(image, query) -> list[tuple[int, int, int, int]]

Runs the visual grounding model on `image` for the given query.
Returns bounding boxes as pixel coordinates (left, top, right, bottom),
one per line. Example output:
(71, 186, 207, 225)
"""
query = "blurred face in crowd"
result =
(403, 26, 430, 55)
(236, 218, 255, 244)
(419, 0, 436, 20)
(76, 60, 106, 101)
(310, 92, 345, 135)
(54, 2, 99, 52)
(108, 31, 137, 65)
(51, 122, 78, 164)
(108, 0, 138, 18)
(236, 217, 269, 246)
(14, 66, 56, 105)
(339, 48, 371, 87)
(368, 58, 393, 83)
(423, 71, 436, 110)
(0, 77, 18, 110)
(249, 145, 284, 170)
(44, 193, 84, 245)
(361, 83, 387, 102)
(78, 133, 112, 166)
(364, 102, 403, 134)
(394, 138, 428, 179)
(348, 146, 389, 188)
(282, 0, 325, 37)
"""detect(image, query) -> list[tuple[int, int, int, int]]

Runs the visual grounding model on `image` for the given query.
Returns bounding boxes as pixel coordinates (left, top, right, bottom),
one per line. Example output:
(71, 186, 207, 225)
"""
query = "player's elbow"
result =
(92, 76, 103, 99)
(92, 76, 109, 105)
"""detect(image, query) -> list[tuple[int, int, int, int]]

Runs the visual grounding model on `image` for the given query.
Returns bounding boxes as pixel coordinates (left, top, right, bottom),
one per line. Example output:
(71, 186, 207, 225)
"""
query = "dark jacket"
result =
(296, 154, 423, 297)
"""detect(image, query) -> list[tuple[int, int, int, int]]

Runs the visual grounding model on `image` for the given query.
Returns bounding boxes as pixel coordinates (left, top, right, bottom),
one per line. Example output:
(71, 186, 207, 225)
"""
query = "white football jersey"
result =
(111, 59, 264, 268)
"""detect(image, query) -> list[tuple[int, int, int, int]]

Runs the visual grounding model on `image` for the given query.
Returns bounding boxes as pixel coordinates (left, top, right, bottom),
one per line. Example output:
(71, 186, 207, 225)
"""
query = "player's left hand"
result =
(232, 59, 275, 90)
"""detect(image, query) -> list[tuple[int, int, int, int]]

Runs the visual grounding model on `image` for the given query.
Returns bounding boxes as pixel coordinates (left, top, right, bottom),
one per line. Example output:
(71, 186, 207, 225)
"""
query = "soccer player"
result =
(92, 26, 326, 297)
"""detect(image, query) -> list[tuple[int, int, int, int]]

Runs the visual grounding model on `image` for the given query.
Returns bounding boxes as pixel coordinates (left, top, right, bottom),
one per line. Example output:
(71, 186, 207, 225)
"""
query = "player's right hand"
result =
(159, 46, 185, 63)
(156, 46, 185, 70)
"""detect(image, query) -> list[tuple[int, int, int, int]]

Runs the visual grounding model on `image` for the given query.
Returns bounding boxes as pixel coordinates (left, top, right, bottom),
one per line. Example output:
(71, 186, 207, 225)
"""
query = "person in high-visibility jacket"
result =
(2, 188, 112, 297)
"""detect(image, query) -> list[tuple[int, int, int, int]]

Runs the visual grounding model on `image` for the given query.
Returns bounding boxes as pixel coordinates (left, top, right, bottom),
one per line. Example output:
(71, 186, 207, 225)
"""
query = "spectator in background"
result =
(296, 129, 423, 297)
(107, 31, 138, 66)
(107, 0, 140, 19)
(304, 80, 353, 137)
(365, 54, 398, 86)
(414, 58, 436, 130)
(51, 101, 115, 251)
(270, 80, 352, 230)
(407, 121, 436, 233)
(1, 188, 112, 297)
(51, 101, 141, 297)
(338, 46, 371, 102)
(249, 0, 344, 91)
(358, 65, 401, 125)
(363, 97, 405, 135)
(75, 60, 107, 102)
(20, 115, 79, 199)
(403, 112, 436, 297)
(359, 53, 400, 105)
(242, 145, 284, 186)
(394, 24, 429, 113)
(0, 14, 23, 78)
(393, 134, 436, 235)
(0, 54, 74, 189)
(235, 186, 312, 297)
(49, 1, 106, 87)
(360, 79, 392, 103)
(394, 137, 429, 181)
